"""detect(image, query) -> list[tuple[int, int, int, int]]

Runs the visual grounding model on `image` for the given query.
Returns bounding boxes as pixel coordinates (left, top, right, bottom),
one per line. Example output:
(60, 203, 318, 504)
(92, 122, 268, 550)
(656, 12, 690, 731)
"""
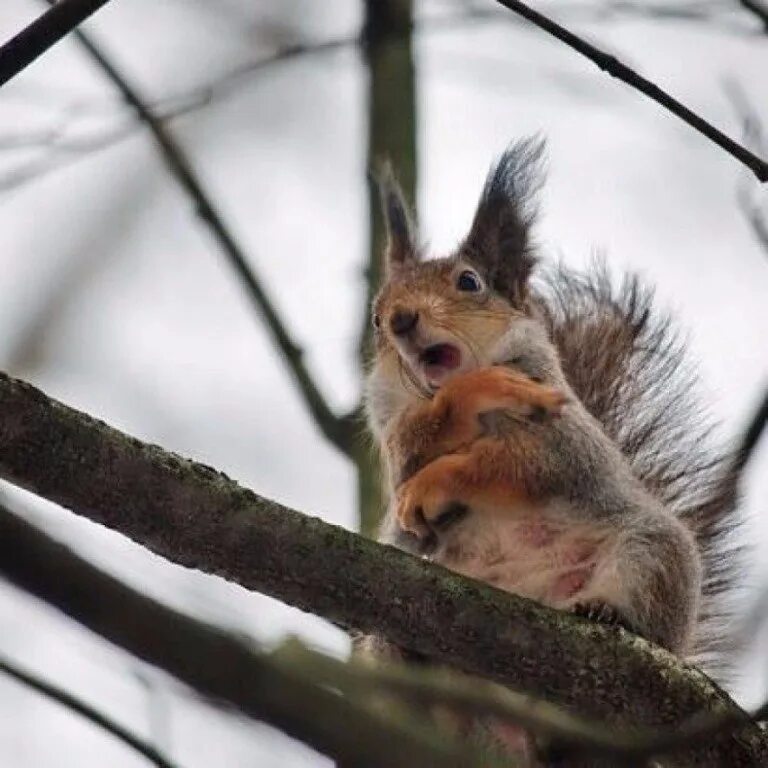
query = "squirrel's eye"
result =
(372, 313, 381, 329)
(456, 270, 482, 292)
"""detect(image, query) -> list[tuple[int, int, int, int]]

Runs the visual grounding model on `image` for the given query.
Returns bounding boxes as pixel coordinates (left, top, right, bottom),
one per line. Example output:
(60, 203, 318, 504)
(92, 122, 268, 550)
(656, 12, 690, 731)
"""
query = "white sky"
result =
(0, 1, 766, 766)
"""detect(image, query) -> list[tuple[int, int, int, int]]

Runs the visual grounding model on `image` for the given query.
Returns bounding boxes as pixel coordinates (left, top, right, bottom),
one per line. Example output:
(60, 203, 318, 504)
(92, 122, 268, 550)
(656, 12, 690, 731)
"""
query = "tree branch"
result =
(0, 655, 179, 768)
(734, 389, 768, 473)
(40, 0, 354, 457)
(491, 0, 768, 182)
(0, 371, 766, 765)
(272, 638, 768, 763)
(0, 505, 477, 768)
(740, 0, 768, 31)
(0, 0, 112, 88)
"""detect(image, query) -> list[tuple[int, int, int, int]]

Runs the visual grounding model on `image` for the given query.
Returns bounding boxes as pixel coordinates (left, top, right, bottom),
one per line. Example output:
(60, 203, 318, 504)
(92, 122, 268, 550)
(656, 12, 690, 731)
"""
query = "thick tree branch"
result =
(0, 371, 766, 765)
(491, 0, 768, 182)
(0, 505, 476, 768)
(40, 0, 354, 457)
(273, 638, 767, 763)
(0, 655, 178, 768)
(0, 0, 112, 87)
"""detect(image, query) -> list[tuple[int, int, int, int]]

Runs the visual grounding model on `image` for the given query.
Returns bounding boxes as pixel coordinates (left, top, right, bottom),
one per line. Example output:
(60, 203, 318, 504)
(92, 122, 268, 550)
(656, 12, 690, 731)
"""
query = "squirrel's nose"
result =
(390, 309, 419, 336)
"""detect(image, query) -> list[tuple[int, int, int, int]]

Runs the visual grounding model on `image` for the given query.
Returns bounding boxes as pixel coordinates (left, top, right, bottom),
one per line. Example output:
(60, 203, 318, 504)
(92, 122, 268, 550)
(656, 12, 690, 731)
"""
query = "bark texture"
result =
(0, 371, 765, 765)
(0, 506, 469, 768)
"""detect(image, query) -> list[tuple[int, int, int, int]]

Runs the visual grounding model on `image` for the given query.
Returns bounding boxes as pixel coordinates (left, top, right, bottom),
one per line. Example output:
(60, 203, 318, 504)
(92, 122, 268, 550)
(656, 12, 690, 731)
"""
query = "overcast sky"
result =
(0, 1, 766, 766)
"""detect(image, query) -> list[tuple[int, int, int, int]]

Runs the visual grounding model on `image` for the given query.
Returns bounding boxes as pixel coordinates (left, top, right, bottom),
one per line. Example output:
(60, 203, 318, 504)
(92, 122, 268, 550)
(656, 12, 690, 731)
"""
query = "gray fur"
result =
(534, 264, 742, 674)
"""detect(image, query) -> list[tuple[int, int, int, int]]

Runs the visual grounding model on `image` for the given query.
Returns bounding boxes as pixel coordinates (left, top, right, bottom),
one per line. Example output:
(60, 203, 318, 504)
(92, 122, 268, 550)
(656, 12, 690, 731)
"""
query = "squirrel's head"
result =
(370, 138, 547, 398)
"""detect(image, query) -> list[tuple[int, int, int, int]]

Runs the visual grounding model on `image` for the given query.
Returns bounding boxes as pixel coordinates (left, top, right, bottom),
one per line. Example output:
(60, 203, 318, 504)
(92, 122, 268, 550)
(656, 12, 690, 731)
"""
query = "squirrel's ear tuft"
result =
(378, 163, 417, 271)
(462, 137, 546, 304)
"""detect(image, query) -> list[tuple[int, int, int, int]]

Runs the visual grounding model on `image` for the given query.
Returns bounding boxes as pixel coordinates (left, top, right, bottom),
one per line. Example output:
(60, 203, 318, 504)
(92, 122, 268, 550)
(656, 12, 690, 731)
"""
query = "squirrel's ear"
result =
(462, 137, 546, 304)
(378, 164, 417, 271)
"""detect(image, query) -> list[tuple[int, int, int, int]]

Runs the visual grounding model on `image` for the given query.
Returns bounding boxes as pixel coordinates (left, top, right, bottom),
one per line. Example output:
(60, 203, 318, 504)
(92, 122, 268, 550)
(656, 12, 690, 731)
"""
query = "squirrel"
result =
(361, 137, 742, 676)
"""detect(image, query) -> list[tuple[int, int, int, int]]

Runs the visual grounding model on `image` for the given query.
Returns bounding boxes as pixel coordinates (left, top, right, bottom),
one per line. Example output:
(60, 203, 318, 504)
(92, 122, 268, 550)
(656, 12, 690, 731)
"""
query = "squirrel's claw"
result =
(571, 601, 638, 635)
(394, 487, 431, 539)
(481, 367, 567, 419)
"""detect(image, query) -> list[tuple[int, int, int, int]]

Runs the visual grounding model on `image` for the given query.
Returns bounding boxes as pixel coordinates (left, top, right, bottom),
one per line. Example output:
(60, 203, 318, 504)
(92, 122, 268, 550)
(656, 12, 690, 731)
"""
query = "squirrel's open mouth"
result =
(418, 343, 462, 387)
(419, 344, 462, 369)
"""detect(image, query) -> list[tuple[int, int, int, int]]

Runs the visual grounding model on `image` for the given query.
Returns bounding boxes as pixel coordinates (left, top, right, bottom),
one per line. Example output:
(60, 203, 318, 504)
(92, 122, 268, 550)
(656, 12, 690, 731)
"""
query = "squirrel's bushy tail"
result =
(536, 262, 743, 678)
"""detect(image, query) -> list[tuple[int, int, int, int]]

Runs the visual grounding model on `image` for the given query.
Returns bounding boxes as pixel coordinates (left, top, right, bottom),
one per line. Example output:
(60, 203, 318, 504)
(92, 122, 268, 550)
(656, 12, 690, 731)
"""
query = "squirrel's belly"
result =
(431, 499, 613, 607)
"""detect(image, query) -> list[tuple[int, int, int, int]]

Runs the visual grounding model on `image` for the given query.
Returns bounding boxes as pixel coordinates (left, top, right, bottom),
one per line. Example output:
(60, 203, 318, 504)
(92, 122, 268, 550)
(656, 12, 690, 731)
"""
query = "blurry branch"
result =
(740, 0, 768, 30)
(0, 120, 135, 194)
(133, 669, 172, 761)
(725, 80, 768, 255)
(491, 0, 768, 182)
(6, 170, 147, 376)
(353, 0, 417, 535)
(0, 0, 112, 88)
(3, 1, 755, 193)
(94, 2, 755, 123)
(721, 82, 768, 472)
(0, 656, 178, 768)
(274, 637, 768, 763)
(0, 372, 767, 766)
(0, 506, 477, 768)
(41, 0, 356, 456)
(734, 390, 768, 473)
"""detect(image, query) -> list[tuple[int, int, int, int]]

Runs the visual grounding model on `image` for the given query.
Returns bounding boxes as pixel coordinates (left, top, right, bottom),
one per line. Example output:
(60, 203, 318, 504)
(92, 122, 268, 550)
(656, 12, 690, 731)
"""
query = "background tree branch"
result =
(40, 0, 355, 458)
(354, 0, 418, 535)
(491, 0, 768, 182)
(0, 370, 767, 765)
(0, 654, 179, 768)
(740, 0, 768, 31)
(0, 505, 477, 768)
(0, 0, 112, 87)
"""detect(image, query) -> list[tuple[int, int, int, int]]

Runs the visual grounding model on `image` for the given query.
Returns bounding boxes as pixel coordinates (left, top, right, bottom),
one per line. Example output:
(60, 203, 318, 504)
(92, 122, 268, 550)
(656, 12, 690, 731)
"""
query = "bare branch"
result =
(740, 0, 768, 30)
(724, 79, 768, 257)
(40, 1, 354, 456)
(274, 638, 768, 763)
(718, 81, 768, 473)
(733, 389, 768, 473)
(0, 371, 766, 765)
(0, 0, 112, 88)
(0, 655, 178, 768)
(491, 0, 768, 182)
(0, 505, 477, 768)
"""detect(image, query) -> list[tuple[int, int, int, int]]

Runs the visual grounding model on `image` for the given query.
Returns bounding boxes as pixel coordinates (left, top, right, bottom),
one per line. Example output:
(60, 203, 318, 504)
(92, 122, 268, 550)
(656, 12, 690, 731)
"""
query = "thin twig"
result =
(0, 656, 179, 768)
(0, 0, 112, 88)
(41, 0, 354, 456)
(740, 0, 768, 30)
(5, 3, 756, 193)
(724, 79, 768, 258)
(491, 0, 768, 182)
(733, 390, 768, 473)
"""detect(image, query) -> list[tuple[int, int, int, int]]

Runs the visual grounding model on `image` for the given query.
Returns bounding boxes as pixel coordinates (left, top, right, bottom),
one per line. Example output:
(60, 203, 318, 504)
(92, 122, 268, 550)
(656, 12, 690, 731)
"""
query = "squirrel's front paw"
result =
(395, 468, 469, 541)
(479, 367, 567, 419)
(394, 482, 432, 539)
(440, 366, 567, 421)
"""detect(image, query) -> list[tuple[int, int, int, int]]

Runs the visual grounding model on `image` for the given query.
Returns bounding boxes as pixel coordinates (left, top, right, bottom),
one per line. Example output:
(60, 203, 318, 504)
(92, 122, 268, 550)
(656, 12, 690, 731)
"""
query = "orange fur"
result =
(391, 368, 565, 538)
(385, 367, 565, 487)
